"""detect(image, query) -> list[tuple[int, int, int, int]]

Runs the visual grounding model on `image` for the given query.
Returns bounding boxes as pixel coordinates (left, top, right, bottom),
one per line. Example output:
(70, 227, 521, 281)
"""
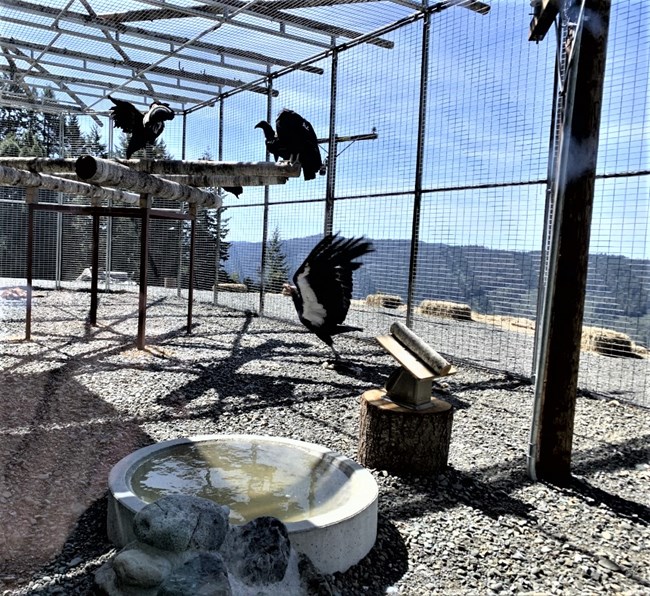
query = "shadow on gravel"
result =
(18, 496, 114, 595)
(562, 478, 650, 527)
(448, 371, 532, 395)
(380, 462, 535, 523)
(332, 514, 408, 594)
(378, 434, 650, 526)
(156, 313, 392, 413)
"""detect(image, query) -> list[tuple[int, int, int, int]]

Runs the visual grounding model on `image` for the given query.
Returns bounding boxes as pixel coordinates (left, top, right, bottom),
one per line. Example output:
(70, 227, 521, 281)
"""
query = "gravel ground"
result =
(0, 289, 648, 595)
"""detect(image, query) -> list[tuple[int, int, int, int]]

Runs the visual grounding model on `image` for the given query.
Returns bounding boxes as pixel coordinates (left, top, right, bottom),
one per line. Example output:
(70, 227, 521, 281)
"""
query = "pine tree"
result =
(0, 132, 21, 156)
(264, 226, 290, 293)
(84, 125, 108, 157)
(64, 114, 85, 156)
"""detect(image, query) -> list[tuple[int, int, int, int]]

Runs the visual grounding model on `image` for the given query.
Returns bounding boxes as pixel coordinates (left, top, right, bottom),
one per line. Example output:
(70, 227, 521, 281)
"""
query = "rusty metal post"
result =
(187, 203, 197, 334)
(137, 193, 151, 350)
(89, 211, 100, 326)
(25, 191, 37, 340)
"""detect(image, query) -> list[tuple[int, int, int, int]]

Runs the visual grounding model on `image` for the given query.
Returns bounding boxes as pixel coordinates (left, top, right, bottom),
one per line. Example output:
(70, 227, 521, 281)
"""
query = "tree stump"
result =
(358, 389, 453, 476)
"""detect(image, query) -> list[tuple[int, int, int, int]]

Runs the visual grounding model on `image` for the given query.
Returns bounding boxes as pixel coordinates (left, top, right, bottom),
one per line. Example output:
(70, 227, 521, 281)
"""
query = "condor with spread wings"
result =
(109, 96, 175, 159)
(283, 234, 374, 360)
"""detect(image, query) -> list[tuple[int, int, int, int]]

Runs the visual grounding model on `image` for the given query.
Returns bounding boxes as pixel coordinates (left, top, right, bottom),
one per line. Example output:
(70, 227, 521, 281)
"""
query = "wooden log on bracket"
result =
(359, 324, 455, 475)
(75, 156, 220, 207)
(358, 389, 453, 476)
(389, 321, 452, 375)
(0, 157, 300, 190)
(0, 164, 140, 203)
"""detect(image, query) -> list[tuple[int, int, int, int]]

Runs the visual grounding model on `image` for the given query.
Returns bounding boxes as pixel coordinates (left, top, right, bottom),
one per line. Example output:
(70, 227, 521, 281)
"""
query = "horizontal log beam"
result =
(0, 157, 78, 173)
(0, 165, 140, 204)
(1, 157, 301, 182)
(75, 156, 220, 207)
(120, 159, 302, 178)
(158, 174, 288, 187)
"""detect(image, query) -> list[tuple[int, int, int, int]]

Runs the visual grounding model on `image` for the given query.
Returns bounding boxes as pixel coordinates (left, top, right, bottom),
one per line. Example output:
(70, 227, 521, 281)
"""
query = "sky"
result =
(173, 0, 649, 260)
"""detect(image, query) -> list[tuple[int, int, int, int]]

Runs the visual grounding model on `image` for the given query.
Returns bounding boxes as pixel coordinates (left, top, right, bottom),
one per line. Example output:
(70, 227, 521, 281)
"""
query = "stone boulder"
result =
(95, 495, 333, 595)
(134, 494, 229, 552)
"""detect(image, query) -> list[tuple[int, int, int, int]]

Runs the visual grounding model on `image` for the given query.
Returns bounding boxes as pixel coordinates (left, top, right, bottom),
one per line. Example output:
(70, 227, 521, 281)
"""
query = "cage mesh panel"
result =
(331, 194, 414, 336)
(335, 24, 420, 197)
(596, 1, 649, 174)
(424, 4, 555, 188)
(206, 204, 265, 314)
(576, 0, 650, 405)
(0, 0, 648, 406)
(251, 202, 327, 322)
(413, 185, 546, 377)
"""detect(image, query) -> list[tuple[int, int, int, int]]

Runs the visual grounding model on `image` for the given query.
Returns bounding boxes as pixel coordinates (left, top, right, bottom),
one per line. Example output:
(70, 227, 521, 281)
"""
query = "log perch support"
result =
(358, 322, 455, 475)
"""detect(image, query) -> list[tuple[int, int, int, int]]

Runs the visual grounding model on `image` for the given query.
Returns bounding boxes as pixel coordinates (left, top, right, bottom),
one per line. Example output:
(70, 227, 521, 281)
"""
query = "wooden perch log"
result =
(0, 164, 140, 203)
(358, 389, 453, 475)
(157, 174, 289, 187)
(390, 321, 452, 375)
(117, 159, 301, 179)
(0, 157, 77, 173)
(0, 157, 300, 186)
(75, 156, 219, 207)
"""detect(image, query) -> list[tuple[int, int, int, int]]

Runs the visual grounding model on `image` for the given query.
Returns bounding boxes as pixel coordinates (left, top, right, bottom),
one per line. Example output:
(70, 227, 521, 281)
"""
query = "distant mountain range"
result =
(224, 236, 649, 347)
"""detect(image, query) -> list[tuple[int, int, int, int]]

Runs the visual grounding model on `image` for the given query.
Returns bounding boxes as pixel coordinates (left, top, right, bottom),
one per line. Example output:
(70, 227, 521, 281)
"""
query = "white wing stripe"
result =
(295, 266, 326, 326)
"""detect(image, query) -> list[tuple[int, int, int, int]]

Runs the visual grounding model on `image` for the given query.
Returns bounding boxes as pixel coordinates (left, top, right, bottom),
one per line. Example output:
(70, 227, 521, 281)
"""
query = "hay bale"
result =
(366, 293, 402, 309)
(419, 300, 472, 321)
(581, 326, 635, 358)
(216, 283, 248, 293)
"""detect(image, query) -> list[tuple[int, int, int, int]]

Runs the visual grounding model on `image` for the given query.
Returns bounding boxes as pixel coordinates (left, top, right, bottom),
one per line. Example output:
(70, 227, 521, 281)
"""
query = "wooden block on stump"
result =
(358, 388, 453, 476)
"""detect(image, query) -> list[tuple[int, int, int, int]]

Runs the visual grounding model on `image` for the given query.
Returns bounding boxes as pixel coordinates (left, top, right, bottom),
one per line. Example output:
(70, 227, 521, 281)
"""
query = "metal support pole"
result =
(187, 204, 197, 334)
(214, 207, 222, 306)
(105, 196, 113, 292)
(214, 92, 224, 306)
(106, 115, 113, 292)
(178, 112, 188, 298)
(137, 193, 151, 350)
(405, 11, 431, 328)
(25, 198, 35, 340)
(55, 113, 64, 290)
(89, 212, 100, 325)
(259, 70, 273, 314)
(532, 31, 565, 382)
(324, 42, 339, 236)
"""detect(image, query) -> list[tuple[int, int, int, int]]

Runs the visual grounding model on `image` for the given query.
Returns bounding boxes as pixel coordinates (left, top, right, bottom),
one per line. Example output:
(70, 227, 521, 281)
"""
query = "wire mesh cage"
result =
(0, 0, 648, 406)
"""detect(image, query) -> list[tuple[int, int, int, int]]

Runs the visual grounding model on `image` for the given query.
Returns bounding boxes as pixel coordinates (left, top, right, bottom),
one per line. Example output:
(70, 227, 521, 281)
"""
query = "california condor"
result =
(109, 96, 175, 159)
(283, 234, 374, 360)
(255, 109, 323, 180)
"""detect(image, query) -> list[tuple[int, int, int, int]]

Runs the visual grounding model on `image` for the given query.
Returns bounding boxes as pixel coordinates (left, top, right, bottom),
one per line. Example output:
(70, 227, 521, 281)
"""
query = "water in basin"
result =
(129, 438, 354, 524)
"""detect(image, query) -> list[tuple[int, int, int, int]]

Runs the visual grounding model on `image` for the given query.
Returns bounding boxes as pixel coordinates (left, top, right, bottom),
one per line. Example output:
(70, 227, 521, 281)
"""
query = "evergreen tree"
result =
(0, 132, 21, 156)
(84, 125, 108, 157)
(40, 89, 62, 156)
(264, 226, 290, 293)
(64, 114, 85, 156)
(0, 65, 32, 137)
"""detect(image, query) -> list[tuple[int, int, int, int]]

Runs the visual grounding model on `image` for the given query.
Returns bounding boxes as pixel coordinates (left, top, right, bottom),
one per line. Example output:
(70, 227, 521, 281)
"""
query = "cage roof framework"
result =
(0, 0, 490, 119)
